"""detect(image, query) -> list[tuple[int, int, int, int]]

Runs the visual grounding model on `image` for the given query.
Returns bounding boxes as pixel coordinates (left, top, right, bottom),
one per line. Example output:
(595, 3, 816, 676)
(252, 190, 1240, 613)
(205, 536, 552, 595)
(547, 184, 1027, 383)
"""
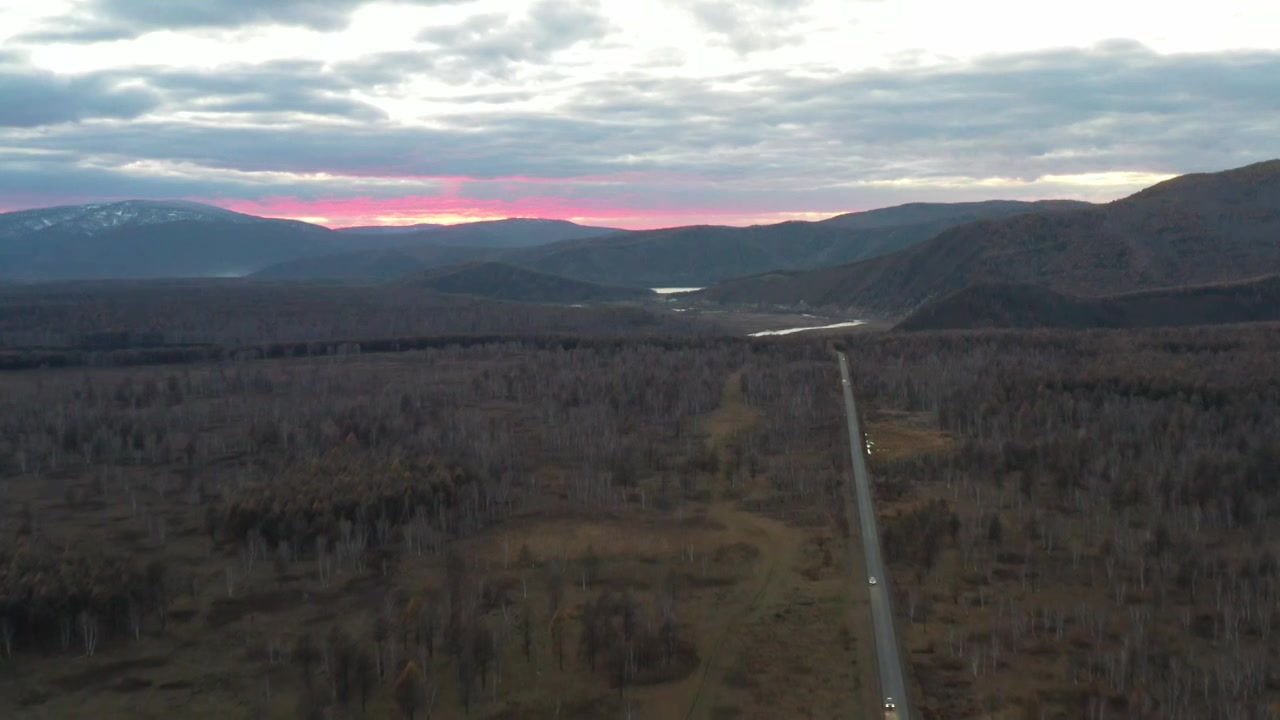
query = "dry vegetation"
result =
(0, 280, 708, 353)
(844, 325, 1280, 720)
(0, 332, 868, 720)
(8, 276, 1273, 720)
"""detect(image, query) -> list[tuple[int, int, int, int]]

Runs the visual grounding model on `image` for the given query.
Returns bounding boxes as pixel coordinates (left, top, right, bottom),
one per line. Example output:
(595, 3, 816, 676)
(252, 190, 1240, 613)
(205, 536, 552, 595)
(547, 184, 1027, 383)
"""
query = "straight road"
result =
(838, 352, 911, 720)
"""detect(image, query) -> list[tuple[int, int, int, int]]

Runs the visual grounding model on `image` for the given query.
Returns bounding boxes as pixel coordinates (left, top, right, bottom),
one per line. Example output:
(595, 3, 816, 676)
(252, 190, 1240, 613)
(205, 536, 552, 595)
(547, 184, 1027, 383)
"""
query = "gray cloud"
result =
(685, 0, 813, 54)
(416, 0, 614, 81)
(0, 53, 158, 127)
(130, 60, 387, 121)
(332, 51, 438, 88)
(21, 0, 472, 41)
(1, 42, 1278, 213)
(0, 56, 383, 126)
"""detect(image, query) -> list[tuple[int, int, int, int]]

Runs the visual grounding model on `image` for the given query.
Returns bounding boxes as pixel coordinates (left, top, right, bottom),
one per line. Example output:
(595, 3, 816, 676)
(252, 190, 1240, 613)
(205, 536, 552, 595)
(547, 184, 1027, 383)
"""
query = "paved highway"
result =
(838, 352, 911, 720)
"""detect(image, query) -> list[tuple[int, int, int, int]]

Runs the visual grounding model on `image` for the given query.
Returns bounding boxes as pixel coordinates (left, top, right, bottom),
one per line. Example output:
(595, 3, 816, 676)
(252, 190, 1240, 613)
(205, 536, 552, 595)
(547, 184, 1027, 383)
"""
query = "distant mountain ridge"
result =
(502, 200, 1091, 287)
(896, 275, 1280, 331)
(1, 196, 1105, 286)
(252, 218, 627, 281)
(250, 200, 1083, 284)
(401, 218, 626, 249)
(694, 160, 1280, 317)
(402, 261, 653, 304)
(337, 223, 445, 234)
(0, 202, 623, 281)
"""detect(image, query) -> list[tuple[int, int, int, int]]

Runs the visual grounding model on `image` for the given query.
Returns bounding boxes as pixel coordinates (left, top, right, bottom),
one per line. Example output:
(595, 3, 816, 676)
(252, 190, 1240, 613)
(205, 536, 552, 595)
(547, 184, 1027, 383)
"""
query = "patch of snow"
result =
(652, 287, 704, 294)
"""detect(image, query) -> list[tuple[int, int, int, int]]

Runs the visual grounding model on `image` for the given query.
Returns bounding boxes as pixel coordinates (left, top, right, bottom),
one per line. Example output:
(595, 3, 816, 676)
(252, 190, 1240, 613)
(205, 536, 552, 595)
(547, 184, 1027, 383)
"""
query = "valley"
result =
(3, 159, 1280, 720)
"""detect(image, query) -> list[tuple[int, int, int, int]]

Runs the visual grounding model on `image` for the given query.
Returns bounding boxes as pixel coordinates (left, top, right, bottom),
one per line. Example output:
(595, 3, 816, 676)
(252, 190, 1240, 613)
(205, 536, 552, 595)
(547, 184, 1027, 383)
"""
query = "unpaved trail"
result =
(633, 498, 804, 720)
(681, 504, 799, 719)
(648, 369, 815, 719)
(637, 367, 861, 720)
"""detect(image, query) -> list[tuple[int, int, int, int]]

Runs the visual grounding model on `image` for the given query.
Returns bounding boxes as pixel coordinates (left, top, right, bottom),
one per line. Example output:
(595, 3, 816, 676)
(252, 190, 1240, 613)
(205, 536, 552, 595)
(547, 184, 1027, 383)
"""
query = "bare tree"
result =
(1, 616, 13, 658)
(78, 611, 99, 657)
(354, 648, 377, 714)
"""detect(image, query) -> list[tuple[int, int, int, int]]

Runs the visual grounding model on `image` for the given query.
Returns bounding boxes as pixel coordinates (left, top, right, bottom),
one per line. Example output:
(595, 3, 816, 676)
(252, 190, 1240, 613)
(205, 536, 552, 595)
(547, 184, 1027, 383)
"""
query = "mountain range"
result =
(252, 218, 627, 281)
(693, 160, 1280, 318)
(5, 160, 1279, 331)
(503, 200, 1092, 287)
(0, 204, 623, 281)
(254, 199, 1085, 285)
(1, 197, 1085, 285)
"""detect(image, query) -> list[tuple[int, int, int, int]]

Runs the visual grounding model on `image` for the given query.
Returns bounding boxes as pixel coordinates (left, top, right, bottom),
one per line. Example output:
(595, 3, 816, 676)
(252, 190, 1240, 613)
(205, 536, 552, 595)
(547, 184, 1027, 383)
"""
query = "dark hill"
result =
(507, 200, 1088, 287)
(407, 218, 624, 248)
(252, 219, 626, 281)
(252, 245, 508, 282)
(896, 275, 1280, 331)
(694, 160, 1280, 317)
(402, 262, 653, 304)
(816, 200, 1089, 230)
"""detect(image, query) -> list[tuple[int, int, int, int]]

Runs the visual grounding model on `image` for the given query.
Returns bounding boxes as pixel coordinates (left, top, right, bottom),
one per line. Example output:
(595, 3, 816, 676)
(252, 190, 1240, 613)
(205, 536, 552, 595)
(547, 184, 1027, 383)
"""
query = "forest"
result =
(0, 281, 707, 349)
(843, 324, 1280, 719)
(0, 327, 865, 719)
(2, 277, 1278, 719)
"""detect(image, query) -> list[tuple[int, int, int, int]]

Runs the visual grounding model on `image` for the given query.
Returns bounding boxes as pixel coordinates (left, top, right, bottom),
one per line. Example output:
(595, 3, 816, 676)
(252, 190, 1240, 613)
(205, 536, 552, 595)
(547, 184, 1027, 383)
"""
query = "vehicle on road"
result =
(869, 576, 877, 585)
(884, 697, 898, 720)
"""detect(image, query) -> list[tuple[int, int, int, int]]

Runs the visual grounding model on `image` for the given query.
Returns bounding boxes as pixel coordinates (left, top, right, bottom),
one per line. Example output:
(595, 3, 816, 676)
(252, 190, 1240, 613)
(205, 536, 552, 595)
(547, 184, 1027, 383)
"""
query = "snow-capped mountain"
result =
(0, 200, 277, 241)
(0, 201, 383, 281)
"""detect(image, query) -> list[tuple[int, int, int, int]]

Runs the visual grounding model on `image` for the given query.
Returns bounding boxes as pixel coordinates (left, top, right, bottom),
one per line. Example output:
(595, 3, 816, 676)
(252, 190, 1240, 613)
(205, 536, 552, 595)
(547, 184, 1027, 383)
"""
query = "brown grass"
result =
(864, 411, 956, 462)
(650, 369, 863, 720)
(699, 370, 763, 449)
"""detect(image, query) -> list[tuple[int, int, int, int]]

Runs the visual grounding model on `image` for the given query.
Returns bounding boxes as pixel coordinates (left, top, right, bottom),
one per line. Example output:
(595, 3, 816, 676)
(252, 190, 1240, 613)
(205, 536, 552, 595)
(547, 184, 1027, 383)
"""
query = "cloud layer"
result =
(2, 0, 1279, 227)
(22, 0, 469, 41)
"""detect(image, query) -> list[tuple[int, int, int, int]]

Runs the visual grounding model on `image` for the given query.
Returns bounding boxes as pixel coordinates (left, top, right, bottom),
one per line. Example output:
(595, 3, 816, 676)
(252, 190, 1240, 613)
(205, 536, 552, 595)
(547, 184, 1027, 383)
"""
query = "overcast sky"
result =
(2, 0, 1278, 228)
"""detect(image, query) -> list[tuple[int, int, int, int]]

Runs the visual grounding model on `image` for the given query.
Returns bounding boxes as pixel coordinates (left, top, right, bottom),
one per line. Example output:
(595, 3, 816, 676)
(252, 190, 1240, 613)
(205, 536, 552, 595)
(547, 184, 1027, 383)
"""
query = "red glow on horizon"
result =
(206, 195, 844, 230)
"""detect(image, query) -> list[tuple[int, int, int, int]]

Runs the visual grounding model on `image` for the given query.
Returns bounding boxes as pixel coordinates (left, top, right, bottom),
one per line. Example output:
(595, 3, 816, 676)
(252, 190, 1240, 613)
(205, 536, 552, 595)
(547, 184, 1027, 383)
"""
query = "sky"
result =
(1, 0, 1279, 229)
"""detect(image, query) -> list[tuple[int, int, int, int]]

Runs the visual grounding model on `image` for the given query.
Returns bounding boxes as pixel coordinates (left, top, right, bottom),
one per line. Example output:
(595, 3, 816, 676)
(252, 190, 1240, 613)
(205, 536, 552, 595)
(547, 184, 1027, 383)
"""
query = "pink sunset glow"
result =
(208, 195, 846, 230)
